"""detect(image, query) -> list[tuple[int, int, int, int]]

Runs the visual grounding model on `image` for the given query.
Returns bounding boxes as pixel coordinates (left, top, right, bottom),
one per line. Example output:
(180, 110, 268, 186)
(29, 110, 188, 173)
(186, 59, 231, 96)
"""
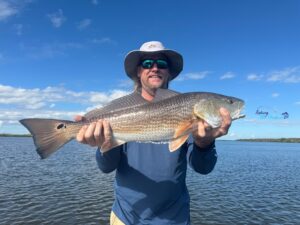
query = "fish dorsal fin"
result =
(169, 120, 194, 152)
(84, 89, 179, 119)
(153, 88, 180, 102)
(84, 91, 148, 119)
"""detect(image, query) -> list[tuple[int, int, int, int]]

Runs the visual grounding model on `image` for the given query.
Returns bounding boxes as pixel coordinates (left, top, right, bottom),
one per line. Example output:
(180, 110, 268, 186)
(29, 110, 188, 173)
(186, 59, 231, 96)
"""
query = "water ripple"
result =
(1, 138, 299, 224)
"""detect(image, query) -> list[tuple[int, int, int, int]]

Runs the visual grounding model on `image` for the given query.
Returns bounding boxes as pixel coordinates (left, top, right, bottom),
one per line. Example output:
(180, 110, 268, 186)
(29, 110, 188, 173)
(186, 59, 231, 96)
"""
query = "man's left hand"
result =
(193, 107, 232, 148)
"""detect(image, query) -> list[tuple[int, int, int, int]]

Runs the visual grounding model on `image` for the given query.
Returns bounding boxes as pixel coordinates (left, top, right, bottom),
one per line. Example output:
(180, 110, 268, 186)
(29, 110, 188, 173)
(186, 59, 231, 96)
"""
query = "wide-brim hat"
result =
(124, 41, 183, 81)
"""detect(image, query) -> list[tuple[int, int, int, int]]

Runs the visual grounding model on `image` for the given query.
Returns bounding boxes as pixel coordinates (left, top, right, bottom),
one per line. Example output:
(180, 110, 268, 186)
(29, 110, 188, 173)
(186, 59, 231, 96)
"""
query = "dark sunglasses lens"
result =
(141, 59, 168, 69)
(142, 59, 154, 69)
(156, 60, 168, 69)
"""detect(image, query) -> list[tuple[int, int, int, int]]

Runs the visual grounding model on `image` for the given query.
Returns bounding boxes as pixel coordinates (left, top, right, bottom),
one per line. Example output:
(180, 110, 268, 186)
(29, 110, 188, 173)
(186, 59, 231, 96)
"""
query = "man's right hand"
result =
(75, 115, 115, 150)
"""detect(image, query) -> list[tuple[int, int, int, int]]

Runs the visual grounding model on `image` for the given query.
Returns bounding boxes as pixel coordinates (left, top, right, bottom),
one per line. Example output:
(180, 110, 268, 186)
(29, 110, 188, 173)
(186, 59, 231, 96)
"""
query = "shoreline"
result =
(1, 134, 299, 143)
(237, 138, 300, 143)
(0, 133, 32, 137)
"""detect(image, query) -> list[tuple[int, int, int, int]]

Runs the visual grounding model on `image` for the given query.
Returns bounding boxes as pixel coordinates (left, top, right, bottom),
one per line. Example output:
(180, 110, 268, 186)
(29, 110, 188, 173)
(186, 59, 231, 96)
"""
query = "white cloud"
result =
(176, 71, 210, 81)
(247, 73, 263, 81)
(220, 72, 235, 80)
(295, 101, 300, 105)
(90, 37, 117, 45)
(267, 67, 300, 83)
(77, 18, 91, 30)
(0, 0, 17, 21)
(91, 0, 98, 5)
(47, 9, 66, 28)
(89, 89, 129, 105)
(247, 66, 300, 83)
(0, 85, 55, 110)
(0, 0, 33, 22)
(89, 92, 108, 103)
(229, 132, 237, 137)
(109, 90, 130, 100)
(0, 84, 131, 126)
(0, 84, 130, 110)
(0, 109, 84, 125)
(271, 93, 279, 98)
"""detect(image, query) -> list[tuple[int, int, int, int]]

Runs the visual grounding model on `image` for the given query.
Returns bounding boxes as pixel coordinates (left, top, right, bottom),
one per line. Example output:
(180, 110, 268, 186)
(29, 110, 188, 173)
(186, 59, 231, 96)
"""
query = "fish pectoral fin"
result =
(168, 121, 193, 152)
(100, 139, 125, 153)
(169, 134, 189, 152)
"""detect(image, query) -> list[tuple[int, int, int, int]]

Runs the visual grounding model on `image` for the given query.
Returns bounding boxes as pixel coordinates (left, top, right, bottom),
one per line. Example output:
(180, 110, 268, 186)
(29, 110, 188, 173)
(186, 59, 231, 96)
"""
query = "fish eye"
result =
(227, 99, 234, 104)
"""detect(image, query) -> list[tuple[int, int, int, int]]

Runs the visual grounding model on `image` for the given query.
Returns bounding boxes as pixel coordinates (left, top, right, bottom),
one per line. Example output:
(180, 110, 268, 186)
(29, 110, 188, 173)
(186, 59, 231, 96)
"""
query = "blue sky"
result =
(0, 0, 299, 139)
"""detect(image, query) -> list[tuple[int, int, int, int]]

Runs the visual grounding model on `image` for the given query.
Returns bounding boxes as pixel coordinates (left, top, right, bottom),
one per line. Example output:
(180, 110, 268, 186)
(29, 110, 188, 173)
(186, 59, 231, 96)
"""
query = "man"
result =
(76, 41, 231, 225)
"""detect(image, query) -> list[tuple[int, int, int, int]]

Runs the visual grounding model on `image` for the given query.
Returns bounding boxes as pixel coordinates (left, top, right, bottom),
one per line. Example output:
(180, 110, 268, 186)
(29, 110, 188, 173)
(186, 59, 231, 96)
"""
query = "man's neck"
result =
(141, 87, 157, 101)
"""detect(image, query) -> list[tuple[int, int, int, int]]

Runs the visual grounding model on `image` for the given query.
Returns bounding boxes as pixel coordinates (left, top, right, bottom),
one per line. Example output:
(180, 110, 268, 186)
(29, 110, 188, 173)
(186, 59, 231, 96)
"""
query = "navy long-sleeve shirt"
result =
(96, 137, 217, 225)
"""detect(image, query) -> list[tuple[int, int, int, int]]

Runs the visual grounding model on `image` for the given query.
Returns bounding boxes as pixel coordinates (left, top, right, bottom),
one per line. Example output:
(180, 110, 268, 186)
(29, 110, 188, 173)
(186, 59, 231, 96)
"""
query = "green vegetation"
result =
(237, 138, 300, 143)
(0, 133, 32, 137)
(1, 134, 299, 143)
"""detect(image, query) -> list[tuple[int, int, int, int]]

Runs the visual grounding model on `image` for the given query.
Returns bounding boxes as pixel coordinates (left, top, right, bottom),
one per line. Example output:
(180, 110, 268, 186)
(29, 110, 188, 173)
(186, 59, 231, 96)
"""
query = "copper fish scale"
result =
(99, 94, 198, 142)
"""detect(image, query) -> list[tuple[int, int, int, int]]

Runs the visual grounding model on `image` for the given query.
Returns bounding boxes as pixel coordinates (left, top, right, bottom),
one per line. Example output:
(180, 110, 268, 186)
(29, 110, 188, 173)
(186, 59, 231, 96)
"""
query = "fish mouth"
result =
(236, 113, 246, 119)
(239, 101, 246, 118)
(233, 103, 246, 120)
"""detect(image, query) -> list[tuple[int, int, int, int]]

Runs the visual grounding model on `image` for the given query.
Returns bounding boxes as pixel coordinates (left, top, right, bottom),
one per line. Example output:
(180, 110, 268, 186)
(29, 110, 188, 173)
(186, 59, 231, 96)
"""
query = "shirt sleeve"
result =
(95, 145, 122, 173)
(187, 138, 218, 175)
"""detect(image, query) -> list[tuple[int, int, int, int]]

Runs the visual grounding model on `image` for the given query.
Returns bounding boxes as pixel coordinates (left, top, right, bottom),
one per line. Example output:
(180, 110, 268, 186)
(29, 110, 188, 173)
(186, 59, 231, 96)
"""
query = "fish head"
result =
(193, 94, 245, 128)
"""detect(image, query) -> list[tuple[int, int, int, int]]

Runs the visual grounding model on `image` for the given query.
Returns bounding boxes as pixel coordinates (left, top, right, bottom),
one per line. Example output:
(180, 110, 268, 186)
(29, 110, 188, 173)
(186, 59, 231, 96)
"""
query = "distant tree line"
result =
(237, 138, 300, 143)
(0, 133, 32, 137)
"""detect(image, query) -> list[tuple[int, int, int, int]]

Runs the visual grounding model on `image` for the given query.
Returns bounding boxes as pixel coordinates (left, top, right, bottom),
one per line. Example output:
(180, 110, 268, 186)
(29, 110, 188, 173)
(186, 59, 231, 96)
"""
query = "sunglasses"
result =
(141, 59, 169, 69)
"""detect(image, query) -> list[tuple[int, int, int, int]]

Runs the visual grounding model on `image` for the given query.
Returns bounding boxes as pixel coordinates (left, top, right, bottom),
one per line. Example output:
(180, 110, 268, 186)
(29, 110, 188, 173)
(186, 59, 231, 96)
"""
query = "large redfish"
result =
(20, 90, 245, 159)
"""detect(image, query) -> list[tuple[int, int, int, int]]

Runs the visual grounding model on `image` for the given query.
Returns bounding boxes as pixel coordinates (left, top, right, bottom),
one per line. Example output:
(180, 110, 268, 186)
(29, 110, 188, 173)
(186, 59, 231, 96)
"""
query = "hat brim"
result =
(124, 49, 183, 81)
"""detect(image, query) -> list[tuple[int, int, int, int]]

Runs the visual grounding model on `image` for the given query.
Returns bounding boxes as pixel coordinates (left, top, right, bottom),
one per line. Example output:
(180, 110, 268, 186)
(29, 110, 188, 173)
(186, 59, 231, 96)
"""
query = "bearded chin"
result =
(150, 80, 168, 89)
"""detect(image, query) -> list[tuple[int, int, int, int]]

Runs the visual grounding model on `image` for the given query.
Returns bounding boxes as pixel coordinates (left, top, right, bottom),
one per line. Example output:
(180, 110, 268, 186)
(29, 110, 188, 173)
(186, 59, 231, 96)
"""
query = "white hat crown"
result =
(140, 41, 166, 52)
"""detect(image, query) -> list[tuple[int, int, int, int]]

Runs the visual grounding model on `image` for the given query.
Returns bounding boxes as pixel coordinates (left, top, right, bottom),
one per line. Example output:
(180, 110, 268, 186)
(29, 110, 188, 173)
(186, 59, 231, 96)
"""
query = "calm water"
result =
(0, 137, 299, 225)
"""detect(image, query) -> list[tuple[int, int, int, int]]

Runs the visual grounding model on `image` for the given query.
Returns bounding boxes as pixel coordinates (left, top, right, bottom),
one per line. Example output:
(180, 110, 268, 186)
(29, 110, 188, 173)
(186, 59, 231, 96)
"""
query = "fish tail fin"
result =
(19, 118, 77, 159)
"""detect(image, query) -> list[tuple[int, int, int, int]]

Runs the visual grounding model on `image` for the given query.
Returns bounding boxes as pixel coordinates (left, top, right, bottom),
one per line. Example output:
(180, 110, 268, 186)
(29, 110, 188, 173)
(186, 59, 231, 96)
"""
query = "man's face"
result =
(137, 54, 170, 90)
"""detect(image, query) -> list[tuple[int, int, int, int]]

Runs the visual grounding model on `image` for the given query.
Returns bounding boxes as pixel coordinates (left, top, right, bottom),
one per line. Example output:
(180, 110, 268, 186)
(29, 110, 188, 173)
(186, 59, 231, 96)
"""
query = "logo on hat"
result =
(148, 44, 156, 49)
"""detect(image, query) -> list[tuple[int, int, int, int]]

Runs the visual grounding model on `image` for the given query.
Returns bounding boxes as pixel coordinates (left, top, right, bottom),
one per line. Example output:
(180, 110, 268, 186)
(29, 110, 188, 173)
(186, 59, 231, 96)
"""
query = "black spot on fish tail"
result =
(57, 123, 66, 129)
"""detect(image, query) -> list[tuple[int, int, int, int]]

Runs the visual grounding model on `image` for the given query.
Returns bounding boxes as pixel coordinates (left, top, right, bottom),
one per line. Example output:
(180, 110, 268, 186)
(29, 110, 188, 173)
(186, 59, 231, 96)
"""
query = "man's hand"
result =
(193, 108, 232, 148)
(75, 115, 116, 150)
